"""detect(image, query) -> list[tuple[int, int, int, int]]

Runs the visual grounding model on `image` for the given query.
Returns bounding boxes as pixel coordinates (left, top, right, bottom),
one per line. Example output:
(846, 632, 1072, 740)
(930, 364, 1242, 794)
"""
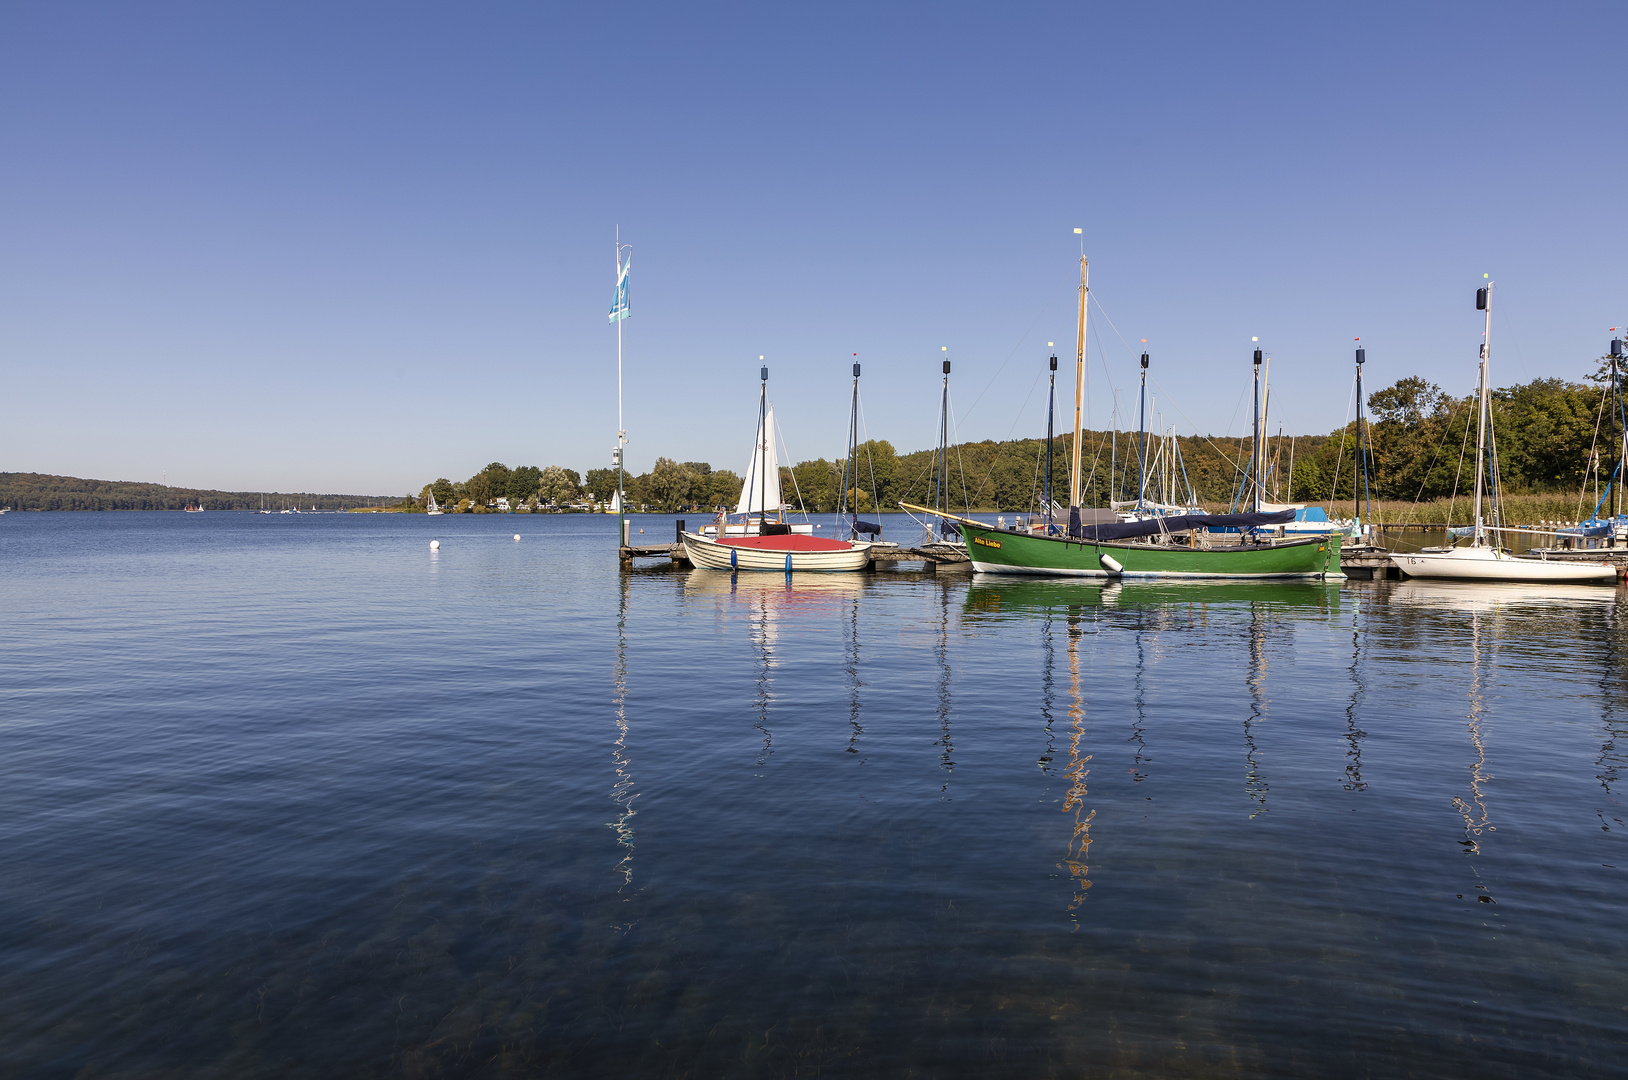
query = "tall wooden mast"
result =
(1069, 252, 1089, 511)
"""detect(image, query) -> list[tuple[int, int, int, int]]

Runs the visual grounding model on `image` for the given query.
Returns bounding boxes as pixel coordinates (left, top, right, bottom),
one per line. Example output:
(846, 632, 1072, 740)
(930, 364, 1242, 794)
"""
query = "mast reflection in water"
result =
(608, 572, 638, 891)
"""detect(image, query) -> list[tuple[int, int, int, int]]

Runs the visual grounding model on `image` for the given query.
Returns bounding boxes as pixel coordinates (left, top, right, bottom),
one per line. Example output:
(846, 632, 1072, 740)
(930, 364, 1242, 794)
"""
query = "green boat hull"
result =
(959, 523, 1342, 579)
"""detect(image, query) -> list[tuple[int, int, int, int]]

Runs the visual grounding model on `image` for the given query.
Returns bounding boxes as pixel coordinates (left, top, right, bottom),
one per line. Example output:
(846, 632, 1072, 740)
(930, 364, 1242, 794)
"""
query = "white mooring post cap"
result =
(429, 540, 440, 550)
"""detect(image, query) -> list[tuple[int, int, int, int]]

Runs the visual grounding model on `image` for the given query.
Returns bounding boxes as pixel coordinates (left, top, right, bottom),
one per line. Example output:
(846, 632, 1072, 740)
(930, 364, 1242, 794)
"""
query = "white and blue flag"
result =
(608, 255, 630, 323)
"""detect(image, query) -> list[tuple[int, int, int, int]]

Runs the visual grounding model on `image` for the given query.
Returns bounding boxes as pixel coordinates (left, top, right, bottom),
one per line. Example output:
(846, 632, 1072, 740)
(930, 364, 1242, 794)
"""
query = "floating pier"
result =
(619, 542, 970, 571)
(619, 519, 973, 570)
(621, 521, 1628, 582)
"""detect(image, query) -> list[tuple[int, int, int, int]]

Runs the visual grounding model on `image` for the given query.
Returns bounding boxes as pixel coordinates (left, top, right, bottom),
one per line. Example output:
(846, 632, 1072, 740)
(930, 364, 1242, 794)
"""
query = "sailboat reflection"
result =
(845, 594, 864, 758)
(609, 573, 638, 891)
(1130, 621, 1149, 785)
(1596, 596, 1626, 828)
(1386, 583, 1627, 889)
(1388, 583, 1507, 887)
(1038, 609, 1057, 772)
(683, 570, 866, 768)
(751, 579, 775, 768)
(963, 577, 1338, 619)
(1060, 603, 1094, 910)
(1453, 603, 1495, 859)
(1243, 605, 1270, 817)
(934, 581, 955, 795)
(1343, 596, 1368, 792)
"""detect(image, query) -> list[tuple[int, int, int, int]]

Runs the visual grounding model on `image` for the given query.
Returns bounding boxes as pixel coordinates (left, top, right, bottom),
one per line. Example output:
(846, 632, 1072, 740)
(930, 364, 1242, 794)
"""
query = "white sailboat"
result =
(700, 399, 811, 537)
(683, 365, 872, 571)
(426, 491, 444, 515)
(1396, 280, 1615, 585)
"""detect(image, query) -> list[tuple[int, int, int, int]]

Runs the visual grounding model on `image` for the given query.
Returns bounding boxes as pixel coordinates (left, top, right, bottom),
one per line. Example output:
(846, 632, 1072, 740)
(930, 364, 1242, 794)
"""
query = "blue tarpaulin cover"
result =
(1064, 510, 1298, 542)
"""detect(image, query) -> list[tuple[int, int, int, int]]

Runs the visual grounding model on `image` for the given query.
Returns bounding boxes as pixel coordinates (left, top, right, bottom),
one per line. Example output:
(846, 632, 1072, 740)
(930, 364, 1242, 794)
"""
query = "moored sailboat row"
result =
(615, 232, 1618, 587)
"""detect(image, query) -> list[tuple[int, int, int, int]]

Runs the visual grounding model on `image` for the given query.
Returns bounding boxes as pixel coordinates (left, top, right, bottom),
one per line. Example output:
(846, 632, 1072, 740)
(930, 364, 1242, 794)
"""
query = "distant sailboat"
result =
(426, 491, 444, 515)
(184, 499, 204, 513)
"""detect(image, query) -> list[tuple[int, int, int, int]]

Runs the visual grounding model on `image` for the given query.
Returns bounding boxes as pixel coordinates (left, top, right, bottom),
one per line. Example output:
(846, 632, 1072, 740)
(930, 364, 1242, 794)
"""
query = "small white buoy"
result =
(513, 534, 521, 541)
(429, 540, 440, 550)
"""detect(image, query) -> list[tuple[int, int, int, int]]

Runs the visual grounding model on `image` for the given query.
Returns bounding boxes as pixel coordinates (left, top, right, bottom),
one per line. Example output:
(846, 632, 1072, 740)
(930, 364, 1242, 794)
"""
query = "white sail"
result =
(735, 404, 783, 516)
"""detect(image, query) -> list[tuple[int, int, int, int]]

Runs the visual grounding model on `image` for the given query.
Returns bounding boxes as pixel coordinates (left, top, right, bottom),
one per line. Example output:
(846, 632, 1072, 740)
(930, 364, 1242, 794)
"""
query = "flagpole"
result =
(616, 227, 625, 549)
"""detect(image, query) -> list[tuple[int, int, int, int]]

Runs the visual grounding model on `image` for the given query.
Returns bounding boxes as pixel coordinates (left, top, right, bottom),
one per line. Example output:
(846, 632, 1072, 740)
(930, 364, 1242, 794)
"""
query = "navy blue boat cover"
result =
(1065, 510, 1297, 541)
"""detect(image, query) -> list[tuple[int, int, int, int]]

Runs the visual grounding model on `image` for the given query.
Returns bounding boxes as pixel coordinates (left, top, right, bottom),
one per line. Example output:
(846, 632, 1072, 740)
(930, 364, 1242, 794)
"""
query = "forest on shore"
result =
(422, 369, 1623, 518)
(0, 474, 407, 512)
(8, 370, 1618, 517)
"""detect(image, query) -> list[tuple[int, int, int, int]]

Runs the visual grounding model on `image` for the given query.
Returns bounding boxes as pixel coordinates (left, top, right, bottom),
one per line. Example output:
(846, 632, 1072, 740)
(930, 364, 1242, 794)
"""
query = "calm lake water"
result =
(4, 511, 1627, 1078)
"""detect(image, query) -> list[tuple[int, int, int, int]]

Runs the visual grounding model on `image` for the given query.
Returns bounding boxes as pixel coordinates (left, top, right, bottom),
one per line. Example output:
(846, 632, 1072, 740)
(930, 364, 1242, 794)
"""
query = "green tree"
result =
(786, 459, 839, 512)
(508, 465, 542, 507)
(583, 468, 619, 505)
(537, 465, 581, 506)
(465, 462, 510, 506)
(707, 469, 742, 510)
(854, 439, 898, 507)
(645, 457, 696, 512)
(1495, 378, 1599, 492)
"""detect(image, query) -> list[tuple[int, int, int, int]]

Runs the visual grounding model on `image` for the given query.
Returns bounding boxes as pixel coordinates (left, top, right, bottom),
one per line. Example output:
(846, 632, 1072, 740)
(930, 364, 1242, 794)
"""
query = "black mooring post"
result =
(676, 519, 685, 543)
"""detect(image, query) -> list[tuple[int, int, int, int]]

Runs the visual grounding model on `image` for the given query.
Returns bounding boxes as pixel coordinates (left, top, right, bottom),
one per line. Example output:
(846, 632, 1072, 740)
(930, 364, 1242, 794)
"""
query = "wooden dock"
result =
(619, 542, 971, 570)
(621, 522, 1628, 582)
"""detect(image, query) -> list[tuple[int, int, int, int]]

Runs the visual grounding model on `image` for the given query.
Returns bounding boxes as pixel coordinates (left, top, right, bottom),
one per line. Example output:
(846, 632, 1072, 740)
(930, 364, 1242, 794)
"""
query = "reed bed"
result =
(1348, 493, 1612, 527)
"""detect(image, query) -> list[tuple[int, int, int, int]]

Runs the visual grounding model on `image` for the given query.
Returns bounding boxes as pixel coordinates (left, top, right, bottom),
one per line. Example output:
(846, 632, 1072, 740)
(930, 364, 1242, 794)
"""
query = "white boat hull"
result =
(681, 532, 873, 572)
(1395, 545, 1617, 584)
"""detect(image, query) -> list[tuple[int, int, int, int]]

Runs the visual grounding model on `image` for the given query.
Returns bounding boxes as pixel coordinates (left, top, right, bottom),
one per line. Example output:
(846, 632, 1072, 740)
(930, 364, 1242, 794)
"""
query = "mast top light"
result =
(760, 366, 768, 381)
(1254, 349, 1263, 365)
(1141, 352, 1149, 369)
(853, 362, 861, 377)
(1356, 348, 1366, 365)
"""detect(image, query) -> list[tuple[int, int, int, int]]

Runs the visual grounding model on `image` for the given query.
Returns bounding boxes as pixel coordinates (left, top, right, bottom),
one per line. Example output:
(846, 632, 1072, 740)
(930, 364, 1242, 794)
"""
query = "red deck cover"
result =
(715, 534, 855, 551)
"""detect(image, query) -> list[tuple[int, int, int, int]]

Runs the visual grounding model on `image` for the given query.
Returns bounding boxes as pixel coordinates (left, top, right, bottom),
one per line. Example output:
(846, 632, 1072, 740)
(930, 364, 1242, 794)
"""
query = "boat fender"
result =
(731, 548, 738, 569)
(1100, 553, 1124, 574)
(784, 552, 793, 574)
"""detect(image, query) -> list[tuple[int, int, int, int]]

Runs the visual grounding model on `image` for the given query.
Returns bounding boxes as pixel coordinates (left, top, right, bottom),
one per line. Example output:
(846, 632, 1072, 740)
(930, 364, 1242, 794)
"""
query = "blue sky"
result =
(3, 3, 1625, 494)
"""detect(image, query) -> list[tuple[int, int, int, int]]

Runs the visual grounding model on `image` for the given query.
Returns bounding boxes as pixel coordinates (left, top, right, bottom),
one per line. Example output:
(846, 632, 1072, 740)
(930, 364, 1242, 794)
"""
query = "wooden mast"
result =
(1069, 251, 1089, 517)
